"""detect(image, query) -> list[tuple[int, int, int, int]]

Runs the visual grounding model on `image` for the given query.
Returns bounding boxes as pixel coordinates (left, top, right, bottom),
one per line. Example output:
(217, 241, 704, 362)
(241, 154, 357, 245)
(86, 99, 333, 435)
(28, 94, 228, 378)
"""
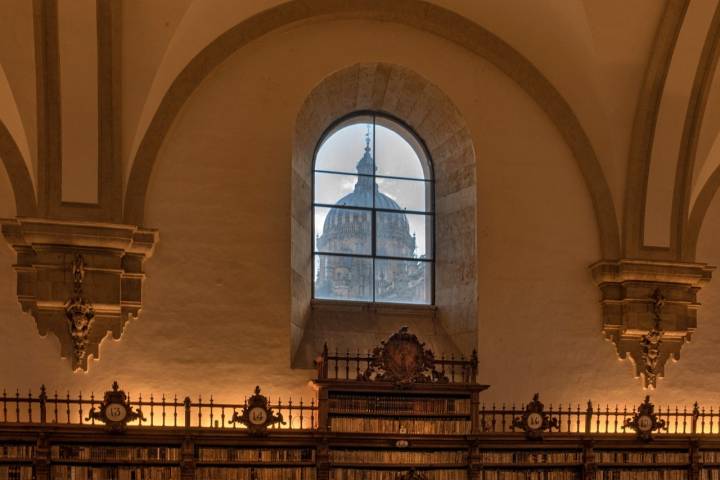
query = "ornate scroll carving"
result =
(86, 381, 145, 433)
(65, 254, 95, 368)
(512, 393, 559, 440)
(398, 469, 428, 480)
(361, 327, 448, 386)
(591, 259, 714, 388)
(639, 289, 664, 388)
(623, 395, 666, 441)
(230, 386, 285, 435)
(1, 218, 157, 371)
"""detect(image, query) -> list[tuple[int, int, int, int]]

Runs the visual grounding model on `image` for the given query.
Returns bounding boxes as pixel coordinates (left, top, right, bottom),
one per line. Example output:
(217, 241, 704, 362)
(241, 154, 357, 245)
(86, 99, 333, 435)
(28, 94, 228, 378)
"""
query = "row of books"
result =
(594, 471, 688, 480)
(330, 418, 471, 434)
(51, 466, 180, 480)
(0, 466, 32, 480)
(481, 471, 578, 480)
(596, 452, 688, 464)
(0, 446, 33, 460)
(51, 446, 180, 462)
(701, 452, 720, 463)
(478, 451, 582, 464)
(195, 467, 315, 480)
(702, 469, 720, 480)
(328, 396, 471, 415)
(329, 449, 467, 463)
(331, 469, 467, 480)
(197, 448, 314, 462)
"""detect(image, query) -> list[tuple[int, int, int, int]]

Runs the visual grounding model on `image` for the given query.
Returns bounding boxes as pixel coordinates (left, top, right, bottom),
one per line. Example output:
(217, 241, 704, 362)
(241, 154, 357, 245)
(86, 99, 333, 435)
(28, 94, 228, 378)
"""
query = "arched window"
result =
(312, 113, 434, 304)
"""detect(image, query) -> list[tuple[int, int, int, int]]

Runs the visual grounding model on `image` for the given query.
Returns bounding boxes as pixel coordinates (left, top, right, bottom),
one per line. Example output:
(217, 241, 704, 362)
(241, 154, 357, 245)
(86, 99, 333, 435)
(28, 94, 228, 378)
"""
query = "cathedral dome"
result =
(315, 126, 424, 302)
(319, 133, 412, 254)
(323, 189, 409, 233)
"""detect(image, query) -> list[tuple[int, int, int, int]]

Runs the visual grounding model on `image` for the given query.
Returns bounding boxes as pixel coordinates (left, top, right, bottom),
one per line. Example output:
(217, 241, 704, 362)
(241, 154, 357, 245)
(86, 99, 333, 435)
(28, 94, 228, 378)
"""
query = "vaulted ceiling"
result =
(1, 0, 718, 263)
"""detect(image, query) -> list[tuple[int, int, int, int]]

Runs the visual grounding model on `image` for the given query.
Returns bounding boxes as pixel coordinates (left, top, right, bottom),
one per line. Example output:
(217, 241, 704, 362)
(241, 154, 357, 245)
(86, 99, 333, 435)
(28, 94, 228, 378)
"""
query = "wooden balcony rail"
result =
(478, 401, 708, 435)
(314, 343, 478, 384)
(0, 386, 318, 429)
(5, 385, 720, 436)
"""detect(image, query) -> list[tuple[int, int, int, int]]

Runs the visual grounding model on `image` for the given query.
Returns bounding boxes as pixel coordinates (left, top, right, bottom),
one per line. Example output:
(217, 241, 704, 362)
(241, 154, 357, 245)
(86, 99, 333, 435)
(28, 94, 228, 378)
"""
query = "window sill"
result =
(311, 299, 437, 318)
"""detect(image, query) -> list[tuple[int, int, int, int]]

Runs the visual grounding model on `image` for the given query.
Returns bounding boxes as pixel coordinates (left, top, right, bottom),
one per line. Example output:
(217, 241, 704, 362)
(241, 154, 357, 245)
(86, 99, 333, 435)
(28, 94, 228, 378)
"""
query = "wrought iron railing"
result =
(478, 401, 713, 435)
(5, 385, 720, 436)
(0, 387, 318, 430)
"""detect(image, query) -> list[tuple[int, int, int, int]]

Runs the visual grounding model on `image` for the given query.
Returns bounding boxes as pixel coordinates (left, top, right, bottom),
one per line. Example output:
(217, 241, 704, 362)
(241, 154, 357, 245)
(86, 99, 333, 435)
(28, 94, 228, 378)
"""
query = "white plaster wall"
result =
(0, 18, 717, 407)
(685, 193, 720, 404)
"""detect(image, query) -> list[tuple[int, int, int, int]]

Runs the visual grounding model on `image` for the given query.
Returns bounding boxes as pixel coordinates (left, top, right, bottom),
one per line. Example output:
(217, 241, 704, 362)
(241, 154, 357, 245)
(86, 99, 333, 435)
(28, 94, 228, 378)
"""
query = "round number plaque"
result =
(106, 403, 128, 422)
(248, 407, 268, 426)
(637, 415, 653, 432)
(527, 412, 543, 430)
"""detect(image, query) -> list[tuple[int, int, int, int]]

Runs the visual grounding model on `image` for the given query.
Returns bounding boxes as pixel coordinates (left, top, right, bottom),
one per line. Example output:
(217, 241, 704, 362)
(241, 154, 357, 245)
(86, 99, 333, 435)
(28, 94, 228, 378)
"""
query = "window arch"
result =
(312, 113, 434, 304)
(291, 63, 477, 366)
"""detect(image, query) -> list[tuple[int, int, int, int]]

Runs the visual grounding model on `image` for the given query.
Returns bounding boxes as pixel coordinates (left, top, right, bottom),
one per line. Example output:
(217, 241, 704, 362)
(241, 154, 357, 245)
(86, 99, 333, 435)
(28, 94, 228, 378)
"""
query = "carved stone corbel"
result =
(1, 218, 158, 371)
(65, 254, 95, 367)
(591, 259, 714, 388)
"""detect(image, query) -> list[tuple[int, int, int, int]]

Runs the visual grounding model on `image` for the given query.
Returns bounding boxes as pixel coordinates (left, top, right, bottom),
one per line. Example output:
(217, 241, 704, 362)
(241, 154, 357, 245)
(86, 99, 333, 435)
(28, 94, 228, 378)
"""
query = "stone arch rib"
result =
(673, 2, 720, 261)
(681, 3, 720, 261)
(0, 119, 37, 216)
(623, 0, 689, 259)
(123, 0, 620, 259)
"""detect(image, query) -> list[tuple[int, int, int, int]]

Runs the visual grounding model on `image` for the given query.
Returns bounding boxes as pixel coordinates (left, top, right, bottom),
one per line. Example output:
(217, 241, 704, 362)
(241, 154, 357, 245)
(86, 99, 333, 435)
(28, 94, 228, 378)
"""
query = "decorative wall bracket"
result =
(1, 218, 158, 371)
(591, 259, 714, 388)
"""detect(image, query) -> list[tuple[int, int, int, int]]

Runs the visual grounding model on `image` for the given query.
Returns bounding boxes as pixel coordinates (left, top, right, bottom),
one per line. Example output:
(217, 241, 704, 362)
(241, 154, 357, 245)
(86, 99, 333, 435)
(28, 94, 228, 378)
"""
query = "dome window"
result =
(313, 113, 434, 304)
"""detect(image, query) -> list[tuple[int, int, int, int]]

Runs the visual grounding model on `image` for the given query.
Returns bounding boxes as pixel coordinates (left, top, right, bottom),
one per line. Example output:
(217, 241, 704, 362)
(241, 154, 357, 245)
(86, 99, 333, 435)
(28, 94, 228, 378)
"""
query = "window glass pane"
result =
(375, 177, 431, 212)
(376, 212, 432, 259)
(314, 172, 372, 207)
(314, 206, 372, 255)
(315, 254, 373, 302)
(374, 123, 427, 179)
(315, 119, 374, 175)
(312, 114, 434, 305)
(374, 259, 431, 304)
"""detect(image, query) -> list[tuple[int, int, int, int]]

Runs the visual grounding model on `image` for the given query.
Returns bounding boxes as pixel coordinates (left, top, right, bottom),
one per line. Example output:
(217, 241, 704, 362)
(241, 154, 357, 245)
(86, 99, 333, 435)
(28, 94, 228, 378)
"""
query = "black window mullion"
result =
(314, 203, 432, 216)
(312, 112, 435, 305)
(371, 115, 377, 302)
(315, 169, 432, 183)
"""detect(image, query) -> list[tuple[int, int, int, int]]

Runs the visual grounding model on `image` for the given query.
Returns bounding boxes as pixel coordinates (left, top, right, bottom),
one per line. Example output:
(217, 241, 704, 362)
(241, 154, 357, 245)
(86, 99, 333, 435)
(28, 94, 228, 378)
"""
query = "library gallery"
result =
(2, 1, 720, 480)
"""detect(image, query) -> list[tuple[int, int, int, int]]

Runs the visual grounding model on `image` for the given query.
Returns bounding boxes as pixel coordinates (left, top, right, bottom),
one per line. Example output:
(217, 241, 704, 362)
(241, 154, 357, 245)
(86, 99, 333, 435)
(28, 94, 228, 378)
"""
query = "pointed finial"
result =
(365, 124, 371, 152)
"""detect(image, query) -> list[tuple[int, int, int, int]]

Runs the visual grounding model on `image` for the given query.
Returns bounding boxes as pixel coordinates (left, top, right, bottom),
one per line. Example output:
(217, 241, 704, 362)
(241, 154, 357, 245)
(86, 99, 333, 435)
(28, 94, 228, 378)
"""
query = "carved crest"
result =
(624, 395, 666, 441)
(512, 393, 559, 440)
(65, 254, 95, 369)
(361, 327, 448, 386)
(86, 381, 145, 433)
(230, 386, 285, 435)
(397, 469, 428, 480)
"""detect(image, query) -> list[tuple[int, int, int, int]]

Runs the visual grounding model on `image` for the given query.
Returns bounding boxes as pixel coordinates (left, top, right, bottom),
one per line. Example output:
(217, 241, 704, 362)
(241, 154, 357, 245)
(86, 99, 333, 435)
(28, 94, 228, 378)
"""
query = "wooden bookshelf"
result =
(3, 329, 720, 480)
(0, 443, 34, 480)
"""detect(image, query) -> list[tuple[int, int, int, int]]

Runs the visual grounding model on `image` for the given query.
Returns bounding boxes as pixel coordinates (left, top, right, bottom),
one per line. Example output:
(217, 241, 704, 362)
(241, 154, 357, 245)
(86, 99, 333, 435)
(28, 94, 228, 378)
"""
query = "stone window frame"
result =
(291, 63, 477, 367)
(311, 111, 436, 305)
